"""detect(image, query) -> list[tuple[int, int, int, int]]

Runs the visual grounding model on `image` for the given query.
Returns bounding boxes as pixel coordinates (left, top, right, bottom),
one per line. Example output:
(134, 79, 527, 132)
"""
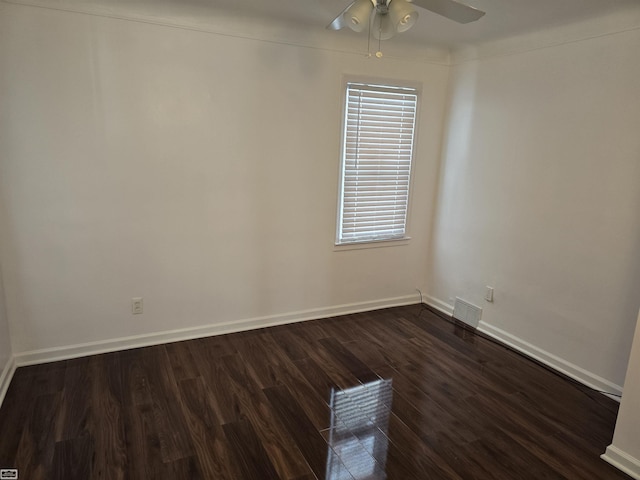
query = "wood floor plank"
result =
(318, 337, 380, 384)
(122, 401, 204, 480)
(0, 372, 37, 466)
(218, 353, 314, 479)
(88, 354, 127, 480)
(465, 391, 612, 479)
(14, 392, 62, 480)
(263, 384, 332, 479)
(185, 333, 238, 360)
(121, 349, 153, 407)
(124, 346, 194, 463)
(268, 327, 313, 362)
(231, 330, 289, 389)
(50, 434, 94, 480)
(237, 332, 332, 430)
(293, 356, 343, 401)
(176, 376, 242, 480)
(165, 341, 201, 382)
(185, 343, 245, 425)
(122, 403, 157, 479)
(405, 311, 621, 454)
(57, 359, 90, 444)
(306, 343, 362, 391)
(158, 455, 203, 480)
(13, 361, 67, 396)
(0, 305, 630, 479)
(384, 413, 464, 479)
(135, 346, 194, 463)
(222, 419, 281, 480)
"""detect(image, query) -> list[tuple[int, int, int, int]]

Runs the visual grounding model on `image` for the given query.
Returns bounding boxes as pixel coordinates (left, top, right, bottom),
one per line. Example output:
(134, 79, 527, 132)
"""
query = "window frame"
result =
(334, 77, 421, 249)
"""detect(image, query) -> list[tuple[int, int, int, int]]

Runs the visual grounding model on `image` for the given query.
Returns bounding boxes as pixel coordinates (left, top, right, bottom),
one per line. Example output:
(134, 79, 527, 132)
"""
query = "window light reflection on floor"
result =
(326, 378, 393, 480)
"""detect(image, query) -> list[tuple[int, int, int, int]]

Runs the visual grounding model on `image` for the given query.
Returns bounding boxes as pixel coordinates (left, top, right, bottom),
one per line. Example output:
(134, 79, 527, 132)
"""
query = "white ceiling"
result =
(6, 0, 640, 53)
(209, 0, 640, 47)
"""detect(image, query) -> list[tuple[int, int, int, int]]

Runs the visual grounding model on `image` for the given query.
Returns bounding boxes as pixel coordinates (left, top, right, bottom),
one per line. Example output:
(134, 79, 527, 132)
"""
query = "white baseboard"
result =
(602, 445, 640, 479)
(478, 321, 623, 398)
(422, 296, 623, 399)
(14, 294, 420, 366)
(424, 295, 454, 316)
(0, 355, 17, 408)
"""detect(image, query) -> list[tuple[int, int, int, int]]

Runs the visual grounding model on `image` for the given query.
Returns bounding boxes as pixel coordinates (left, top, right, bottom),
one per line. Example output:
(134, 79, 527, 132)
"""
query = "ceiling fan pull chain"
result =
(377, 14, 383, 58)
(366, 9, 372, 57)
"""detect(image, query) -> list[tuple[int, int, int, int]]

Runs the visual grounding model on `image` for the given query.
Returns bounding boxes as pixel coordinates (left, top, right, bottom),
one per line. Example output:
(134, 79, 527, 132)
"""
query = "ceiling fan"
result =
(327, 0, 485, 40)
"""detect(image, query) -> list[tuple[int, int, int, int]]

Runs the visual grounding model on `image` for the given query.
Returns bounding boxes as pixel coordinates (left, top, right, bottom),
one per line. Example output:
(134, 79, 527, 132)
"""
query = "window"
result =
(336, 81, 418, 245)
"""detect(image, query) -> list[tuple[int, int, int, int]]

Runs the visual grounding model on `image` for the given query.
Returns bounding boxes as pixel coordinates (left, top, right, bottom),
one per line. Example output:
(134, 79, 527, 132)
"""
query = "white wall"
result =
(428, 26, 640, 388)
(603, 309, 640, 479)
(0, 265, 11, 369)
(0, 3, 448, 356)
(0, 261, 13, 406)
(0, 4, 14, 387)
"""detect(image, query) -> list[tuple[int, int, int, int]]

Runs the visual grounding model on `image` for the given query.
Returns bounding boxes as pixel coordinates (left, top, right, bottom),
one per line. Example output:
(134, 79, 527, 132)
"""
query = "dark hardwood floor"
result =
(0, 305, 630, 479)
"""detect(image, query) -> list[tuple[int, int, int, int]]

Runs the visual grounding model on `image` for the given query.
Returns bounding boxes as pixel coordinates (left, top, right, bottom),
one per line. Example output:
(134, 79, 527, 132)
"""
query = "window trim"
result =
(334, 76, 421, 248)
(333, 236, 411, 252)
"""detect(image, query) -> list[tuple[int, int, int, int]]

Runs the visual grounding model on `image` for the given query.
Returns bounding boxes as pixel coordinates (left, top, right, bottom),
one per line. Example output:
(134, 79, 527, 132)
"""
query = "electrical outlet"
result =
(132, 297, 143, 314)
(484, 286, 494, 302)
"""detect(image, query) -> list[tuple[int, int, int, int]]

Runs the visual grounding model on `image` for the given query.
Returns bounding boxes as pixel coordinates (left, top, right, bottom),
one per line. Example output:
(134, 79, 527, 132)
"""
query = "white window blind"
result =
(337, 82, 418, 244)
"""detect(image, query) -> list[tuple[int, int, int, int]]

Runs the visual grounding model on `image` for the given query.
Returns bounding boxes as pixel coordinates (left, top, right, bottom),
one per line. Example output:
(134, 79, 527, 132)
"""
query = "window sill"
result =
(334, 237, 411, 251)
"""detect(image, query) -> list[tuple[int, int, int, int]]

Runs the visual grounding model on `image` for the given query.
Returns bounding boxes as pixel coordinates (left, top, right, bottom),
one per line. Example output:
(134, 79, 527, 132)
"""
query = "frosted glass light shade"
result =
(345, 0, 374, 33)
(389, 0, 418, 33)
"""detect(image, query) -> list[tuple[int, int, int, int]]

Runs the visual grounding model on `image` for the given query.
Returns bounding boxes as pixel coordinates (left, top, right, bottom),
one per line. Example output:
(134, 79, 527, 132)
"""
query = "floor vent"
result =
(453, 297, 482, 328)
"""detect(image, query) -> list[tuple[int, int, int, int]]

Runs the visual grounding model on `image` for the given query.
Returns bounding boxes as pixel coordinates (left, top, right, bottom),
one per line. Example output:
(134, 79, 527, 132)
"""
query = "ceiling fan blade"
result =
(410, 0, 485, 23)
(327, 1, 355, 30)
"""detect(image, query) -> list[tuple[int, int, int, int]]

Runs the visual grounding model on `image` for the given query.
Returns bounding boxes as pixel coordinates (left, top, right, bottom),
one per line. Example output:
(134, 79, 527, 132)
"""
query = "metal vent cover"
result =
(453, 297, 482, 328)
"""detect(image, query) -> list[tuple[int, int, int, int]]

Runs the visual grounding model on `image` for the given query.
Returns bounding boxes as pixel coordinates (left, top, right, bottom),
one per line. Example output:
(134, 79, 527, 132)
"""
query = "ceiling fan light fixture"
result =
(344, 0, 374, 32)
(389, 0, 418, 33)
(328, 0, 485, 33)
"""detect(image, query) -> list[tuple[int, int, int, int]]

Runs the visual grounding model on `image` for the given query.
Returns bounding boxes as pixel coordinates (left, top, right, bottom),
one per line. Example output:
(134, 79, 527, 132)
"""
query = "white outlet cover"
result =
(485, 286, 494, 302)
(132, 297, 143, 314)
